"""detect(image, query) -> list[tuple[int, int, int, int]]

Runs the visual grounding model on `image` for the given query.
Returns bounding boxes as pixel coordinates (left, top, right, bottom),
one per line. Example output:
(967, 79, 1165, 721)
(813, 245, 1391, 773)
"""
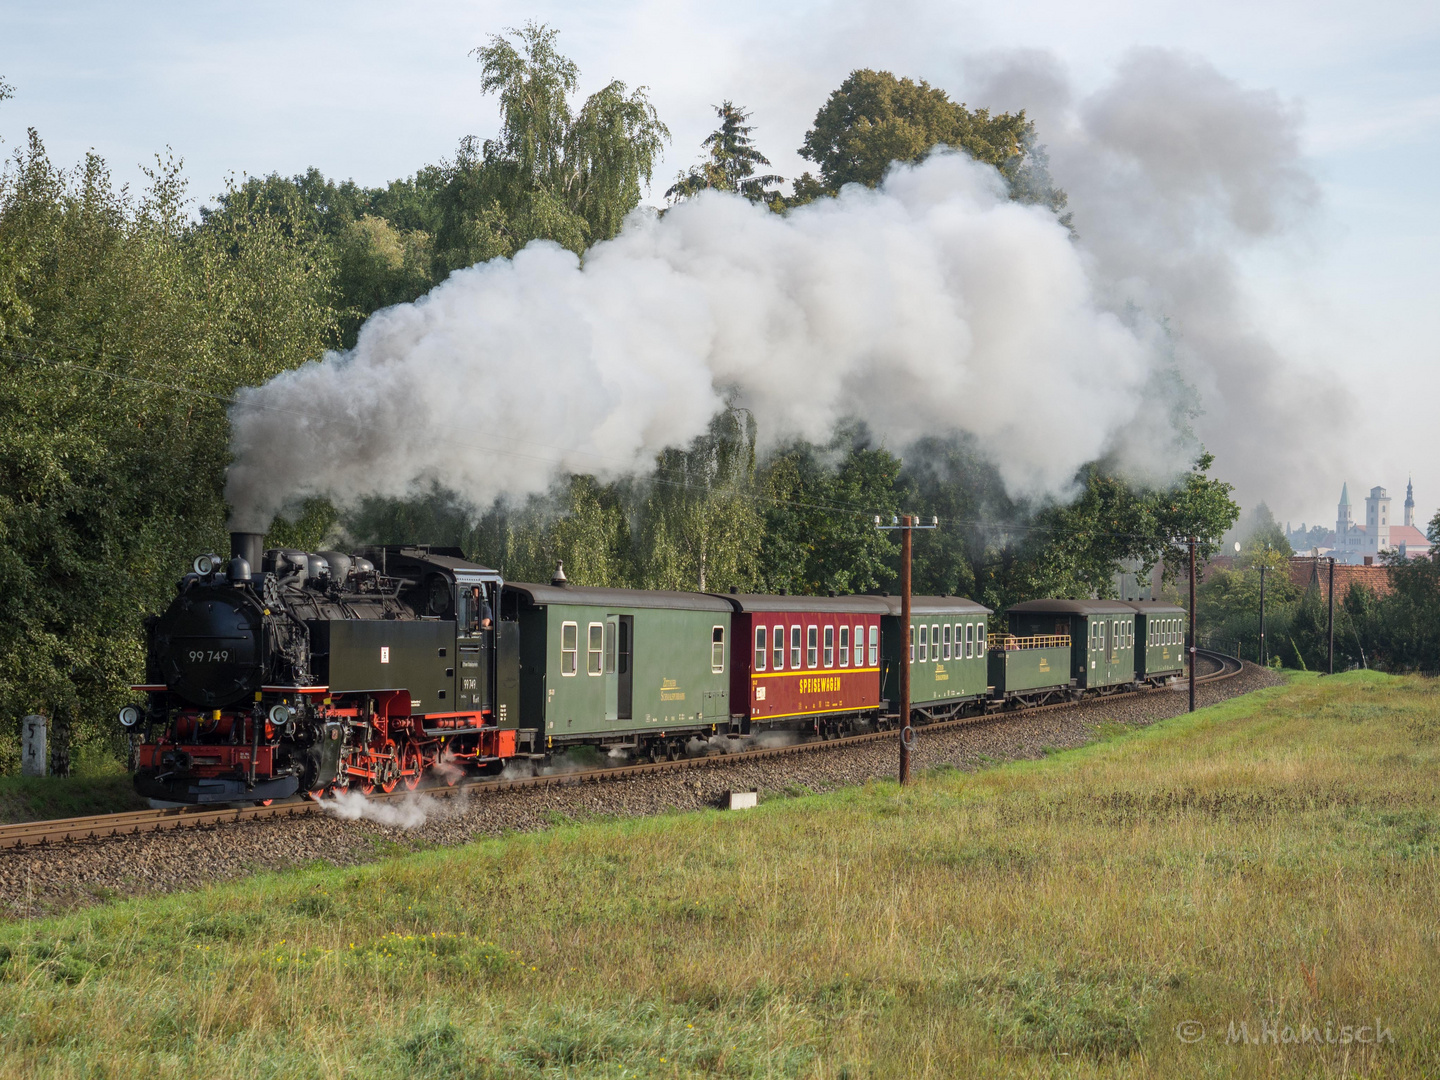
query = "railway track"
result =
(0, 650, 1241, 851)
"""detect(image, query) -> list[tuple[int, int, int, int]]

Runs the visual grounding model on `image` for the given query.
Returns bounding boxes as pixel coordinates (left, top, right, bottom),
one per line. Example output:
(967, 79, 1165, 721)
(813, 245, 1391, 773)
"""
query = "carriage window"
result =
(966, 622, 976, 659)
(823, 625, 835, 667)
(839, 626, 850, 667)
(561, 622, 578, 676)
(918, 624, 928, 663)
(605, 621, 617, 674)
(932, 625, 941, 661)
(870, 625, 880, 666)
(587, 623, 604, 675)
(791, 626, 802, 669)
(856, 625, 865, 665)
(942, 623, 952, 661)
(711, 626, 725, 674)
(807, 626, 819, 668)
(774, 625, 785, 670)
(755, 626, 767, 671)
(978, 622, 987, 655)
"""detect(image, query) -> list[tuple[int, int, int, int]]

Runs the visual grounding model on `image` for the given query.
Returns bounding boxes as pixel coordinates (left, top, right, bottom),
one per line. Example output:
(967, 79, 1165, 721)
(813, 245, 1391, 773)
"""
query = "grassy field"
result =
(0, 758, 147, 824)
(1, 670, 1436, 1078)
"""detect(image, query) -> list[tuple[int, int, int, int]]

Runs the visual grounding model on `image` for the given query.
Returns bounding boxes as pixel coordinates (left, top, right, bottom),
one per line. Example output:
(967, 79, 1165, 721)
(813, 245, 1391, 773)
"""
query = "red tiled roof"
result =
(1288, 557, 1393, 599)
(1389, 524, 1431, 548)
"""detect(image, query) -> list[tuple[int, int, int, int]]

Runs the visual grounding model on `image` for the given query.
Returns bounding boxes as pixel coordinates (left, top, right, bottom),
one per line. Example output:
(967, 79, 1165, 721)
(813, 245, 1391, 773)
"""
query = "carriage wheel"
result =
(402, 743, 423, 791)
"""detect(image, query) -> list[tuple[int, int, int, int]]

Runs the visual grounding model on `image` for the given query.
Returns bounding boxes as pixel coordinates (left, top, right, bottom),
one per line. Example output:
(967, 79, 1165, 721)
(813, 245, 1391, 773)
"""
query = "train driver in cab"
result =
(468, 585, 493, 632)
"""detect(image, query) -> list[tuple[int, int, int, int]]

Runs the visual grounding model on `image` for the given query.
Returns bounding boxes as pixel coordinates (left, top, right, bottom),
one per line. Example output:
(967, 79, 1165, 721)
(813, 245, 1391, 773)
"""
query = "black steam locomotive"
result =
(124, 532, 527, 803)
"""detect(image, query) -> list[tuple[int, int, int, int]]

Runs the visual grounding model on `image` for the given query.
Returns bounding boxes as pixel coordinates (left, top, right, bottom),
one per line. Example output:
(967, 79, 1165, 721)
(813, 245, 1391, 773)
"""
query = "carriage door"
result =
(617, 616, 633, 720)
(604, 617, 620, 721)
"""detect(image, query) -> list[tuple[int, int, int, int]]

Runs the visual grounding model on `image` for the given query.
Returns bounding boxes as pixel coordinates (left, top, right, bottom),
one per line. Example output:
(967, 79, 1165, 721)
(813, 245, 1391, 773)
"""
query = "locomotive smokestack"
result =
(230, 531, 264, 572)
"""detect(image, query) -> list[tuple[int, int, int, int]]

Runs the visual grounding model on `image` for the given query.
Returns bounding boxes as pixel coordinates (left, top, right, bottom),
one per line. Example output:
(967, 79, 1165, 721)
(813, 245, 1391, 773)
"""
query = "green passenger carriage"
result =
(1005, 599, 1138, 692)
(880, 596, 993, 720)
(502, 580, 732, 760)
(1120, 600, 1187, 684)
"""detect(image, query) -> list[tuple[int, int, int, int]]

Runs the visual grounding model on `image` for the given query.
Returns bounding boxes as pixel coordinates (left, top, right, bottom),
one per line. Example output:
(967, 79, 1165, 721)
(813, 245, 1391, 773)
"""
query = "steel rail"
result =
(0, 649, 1240, 850)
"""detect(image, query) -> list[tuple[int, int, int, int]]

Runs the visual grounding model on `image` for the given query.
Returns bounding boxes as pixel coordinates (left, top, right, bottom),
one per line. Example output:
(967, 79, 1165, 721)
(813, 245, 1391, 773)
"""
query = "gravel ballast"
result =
(0, 663, 1283, 919)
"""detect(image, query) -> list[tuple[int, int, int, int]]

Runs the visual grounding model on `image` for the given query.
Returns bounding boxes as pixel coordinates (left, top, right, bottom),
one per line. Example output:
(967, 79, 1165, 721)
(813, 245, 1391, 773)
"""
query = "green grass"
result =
(2, 671, 1438, 1077)
(0, 758, 147, 824)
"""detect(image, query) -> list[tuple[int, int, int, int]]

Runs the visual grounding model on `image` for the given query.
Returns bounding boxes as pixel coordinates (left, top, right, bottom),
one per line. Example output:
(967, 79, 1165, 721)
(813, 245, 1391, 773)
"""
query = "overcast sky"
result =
(2, 0, 1436, 533)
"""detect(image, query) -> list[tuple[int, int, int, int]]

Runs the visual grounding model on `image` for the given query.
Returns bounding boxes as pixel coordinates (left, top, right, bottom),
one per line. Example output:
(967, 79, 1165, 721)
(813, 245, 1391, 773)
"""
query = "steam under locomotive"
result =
(122, 531, 1187, 805)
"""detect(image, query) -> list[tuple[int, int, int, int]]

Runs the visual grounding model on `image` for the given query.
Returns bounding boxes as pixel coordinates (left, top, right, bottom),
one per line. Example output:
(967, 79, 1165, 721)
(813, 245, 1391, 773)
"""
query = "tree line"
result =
(0, 24, 1239, 771)
(1198, 503, 1440, 672)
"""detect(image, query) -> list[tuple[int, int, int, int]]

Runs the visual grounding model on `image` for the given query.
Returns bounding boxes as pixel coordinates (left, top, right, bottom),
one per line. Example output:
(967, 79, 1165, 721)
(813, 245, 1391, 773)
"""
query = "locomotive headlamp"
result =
(268, 704, 292, 727)
(193, 554, 217, 576)
(118, 705, 141, 728)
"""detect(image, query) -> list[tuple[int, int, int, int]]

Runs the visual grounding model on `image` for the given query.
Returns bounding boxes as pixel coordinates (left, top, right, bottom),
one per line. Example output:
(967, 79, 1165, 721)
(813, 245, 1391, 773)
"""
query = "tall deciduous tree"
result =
(0, 133, 339, 769)
(666, 102, 783, 205)
(434, 22, 669, 270)
(793, 69, 1069, 221)
(641, 410, 762, 592)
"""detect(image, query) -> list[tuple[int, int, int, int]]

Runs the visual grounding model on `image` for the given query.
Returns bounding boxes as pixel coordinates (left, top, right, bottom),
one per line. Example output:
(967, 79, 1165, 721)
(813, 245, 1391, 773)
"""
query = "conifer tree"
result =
(666, 102, 783, 205)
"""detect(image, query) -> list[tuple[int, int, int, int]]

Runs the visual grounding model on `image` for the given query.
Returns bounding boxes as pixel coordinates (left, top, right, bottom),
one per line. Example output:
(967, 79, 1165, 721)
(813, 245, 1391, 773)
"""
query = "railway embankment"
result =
(1, 668, 1434, 1077)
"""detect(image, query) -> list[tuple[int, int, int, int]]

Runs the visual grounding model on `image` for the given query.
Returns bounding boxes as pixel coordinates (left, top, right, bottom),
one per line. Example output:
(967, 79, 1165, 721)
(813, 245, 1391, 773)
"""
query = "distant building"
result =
(1288, 478, 1432, 563)
(1288, 556, 1393, 599)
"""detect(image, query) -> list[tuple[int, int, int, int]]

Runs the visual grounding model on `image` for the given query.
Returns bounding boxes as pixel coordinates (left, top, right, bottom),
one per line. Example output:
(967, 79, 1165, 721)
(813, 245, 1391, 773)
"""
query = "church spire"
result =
(1406, 475, 1415, 527)
(1339, 481, 1350, 506)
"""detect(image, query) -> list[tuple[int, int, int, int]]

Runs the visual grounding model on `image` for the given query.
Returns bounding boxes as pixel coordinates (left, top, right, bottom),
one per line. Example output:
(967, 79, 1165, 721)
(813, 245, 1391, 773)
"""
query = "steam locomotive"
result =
(125, 532, 518, 803)
(122, 531, 1186, 805)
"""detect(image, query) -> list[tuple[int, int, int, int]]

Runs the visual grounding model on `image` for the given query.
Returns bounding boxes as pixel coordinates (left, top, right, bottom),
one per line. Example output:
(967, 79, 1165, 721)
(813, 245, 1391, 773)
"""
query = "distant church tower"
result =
(1336, 482, 1352, 540)
(1406, 476, 1415, 527)
(1366, 486, 1391, 554)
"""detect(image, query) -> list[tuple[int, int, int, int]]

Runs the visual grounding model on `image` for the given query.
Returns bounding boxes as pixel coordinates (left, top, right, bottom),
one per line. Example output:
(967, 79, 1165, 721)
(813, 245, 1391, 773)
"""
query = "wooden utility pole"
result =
(876, 513, 938, 785)
(1189, 537, 1197, 713)
(1258, 564, 1267, 667)
(899, 515, 913, 785)
(1327, 557, 1336, 675)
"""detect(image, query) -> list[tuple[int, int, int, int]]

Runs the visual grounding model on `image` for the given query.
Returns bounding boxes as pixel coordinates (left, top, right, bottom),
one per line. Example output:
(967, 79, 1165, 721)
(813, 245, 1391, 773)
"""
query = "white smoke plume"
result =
(963, 47, 1335, 505)
(225, 151, 1166, 530)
